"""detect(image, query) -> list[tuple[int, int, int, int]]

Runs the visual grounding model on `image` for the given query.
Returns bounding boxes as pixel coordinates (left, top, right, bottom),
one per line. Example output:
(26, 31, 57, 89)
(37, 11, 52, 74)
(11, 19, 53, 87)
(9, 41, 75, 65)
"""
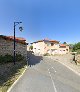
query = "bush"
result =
(0, 54, 13, 64)
(29, 46, 33, 50)
(16, 54, 25, 61)
(0, 54, 25, 64)
(4, 54, 13, 62)
(0, 55, 4, 63)
(43, 53, 50, 56)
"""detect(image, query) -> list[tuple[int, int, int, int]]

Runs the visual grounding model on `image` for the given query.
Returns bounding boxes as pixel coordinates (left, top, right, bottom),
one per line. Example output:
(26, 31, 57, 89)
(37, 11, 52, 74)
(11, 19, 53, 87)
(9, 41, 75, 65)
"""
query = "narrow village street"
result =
(9, 53, 80, 92)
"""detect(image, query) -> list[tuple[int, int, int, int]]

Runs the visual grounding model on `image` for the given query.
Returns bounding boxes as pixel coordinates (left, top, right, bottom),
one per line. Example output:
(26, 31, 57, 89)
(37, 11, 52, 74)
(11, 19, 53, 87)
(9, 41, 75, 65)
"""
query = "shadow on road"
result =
(27, 51, 43, 67)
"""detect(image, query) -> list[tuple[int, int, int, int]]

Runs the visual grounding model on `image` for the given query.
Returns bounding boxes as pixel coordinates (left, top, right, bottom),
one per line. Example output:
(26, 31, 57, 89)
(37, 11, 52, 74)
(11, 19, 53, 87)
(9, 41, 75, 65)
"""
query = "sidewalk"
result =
(48, 54, 80, 75)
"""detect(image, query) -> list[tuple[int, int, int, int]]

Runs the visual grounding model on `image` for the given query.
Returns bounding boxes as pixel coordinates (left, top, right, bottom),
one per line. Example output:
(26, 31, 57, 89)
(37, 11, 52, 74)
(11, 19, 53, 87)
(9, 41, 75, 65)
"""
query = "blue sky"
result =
(0, 0, 80, 43)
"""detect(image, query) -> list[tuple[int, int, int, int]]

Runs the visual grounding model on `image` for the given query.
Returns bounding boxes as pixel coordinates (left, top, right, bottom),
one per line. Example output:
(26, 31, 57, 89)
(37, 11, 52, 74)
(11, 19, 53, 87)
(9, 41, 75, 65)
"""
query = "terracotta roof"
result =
(32, 39, 59, 43)
(0, 35, 26, 44)
(49, 40, 59, 43)
(60, 44, 66, 47)
(7, 36, 26, 41)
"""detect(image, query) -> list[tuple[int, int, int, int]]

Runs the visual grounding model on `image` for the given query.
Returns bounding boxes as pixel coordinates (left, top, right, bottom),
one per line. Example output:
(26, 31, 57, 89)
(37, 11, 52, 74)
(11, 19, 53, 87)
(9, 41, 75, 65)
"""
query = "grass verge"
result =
(0, 61, 27, 92)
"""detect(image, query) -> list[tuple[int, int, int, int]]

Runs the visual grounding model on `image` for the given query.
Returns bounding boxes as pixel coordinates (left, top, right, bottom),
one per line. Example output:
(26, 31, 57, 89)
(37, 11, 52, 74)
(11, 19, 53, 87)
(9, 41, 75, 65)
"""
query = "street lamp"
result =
(14, 22, 23, 65)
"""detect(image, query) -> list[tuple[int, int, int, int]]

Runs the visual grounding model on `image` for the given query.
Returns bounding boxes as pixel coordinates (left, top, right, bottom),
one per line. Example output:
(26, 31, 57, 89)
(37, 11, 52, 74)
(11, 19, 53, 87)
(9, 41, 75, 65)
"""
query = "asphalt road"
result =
(10, 54, 80, 92)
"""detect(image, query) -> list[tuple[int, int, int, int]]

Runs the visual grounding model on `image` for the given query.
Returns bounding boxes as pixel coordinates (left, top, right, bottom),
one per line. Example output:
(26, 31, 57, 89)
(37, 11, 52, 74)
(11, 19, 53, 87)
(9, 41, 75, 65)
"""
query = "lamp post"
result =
(14, 22, 23, 65)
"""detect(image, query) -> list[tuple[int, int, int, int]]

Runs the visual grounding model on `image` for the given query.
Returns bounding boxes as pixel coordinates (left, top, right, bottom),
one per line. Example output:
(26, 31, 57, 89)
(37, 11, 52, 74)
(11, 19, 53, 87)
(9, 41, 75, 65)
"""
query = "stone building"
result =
(0, 35, 27, 57)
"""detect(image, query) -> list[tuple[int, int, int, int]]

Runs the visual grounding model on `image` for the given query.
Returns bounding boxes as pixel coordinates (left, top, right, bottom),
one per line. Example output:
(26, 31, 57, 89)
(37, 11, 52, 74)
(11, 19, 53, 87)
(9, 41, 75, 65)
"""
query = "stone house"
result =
(0, 35, 27, 57)
(31, 39, 69, 55)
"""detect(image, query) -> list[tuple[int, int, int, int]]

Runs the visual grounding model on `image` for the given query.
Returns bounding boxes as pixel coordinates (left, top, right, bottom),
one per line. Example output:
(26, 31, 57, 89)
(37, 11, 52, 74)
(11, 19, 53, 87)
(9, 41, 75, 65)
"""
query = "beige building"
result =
(31, 39, 69, 55)
(0, 35, 27, 57)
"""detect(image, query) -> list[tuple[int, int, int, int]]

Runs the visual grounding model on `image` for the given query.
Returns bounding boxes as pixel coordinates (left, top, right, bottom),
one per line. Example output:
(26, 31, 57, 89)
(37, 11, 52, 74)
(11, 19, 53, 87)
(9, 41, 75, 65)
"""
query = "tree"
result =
(72, 42, 80, 53)
(29, 45, 33, 50)
(63, 42, 67, 44)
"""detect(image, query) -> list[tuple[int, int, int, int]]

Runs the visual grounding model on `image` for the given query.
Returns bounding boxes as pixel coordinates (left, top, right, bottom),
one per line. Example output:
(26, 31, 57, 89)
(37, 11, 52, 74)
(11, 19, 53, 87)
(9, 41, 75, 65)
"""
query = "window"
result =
(66, 49, 68, 51)
(51, 43, 54, 46)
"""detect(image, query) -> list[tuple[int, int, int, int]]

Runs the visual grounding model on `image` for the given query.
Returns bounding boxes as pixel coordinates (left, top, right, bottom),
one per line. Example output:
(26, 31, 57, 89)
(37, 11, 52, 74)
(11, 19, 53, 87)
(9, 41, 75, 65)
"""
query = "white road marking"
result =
(7, 66, 27, 92)
(52, 67, 56, 73)
(48, 68, 57, 92)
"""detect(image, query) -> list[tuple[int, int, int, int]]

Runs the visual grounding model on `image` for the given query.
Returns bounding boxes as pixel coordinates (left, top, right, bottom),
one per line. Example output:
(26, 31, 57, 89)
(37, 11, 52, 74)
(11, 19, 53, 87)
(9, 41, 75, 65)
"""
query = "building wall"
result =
(58, 48, 67, 54)
(27, 45, 30, 51)
(0, 38, 27, 57)
(32, 41, 69, 55)
(44, 42, 59, 55)
(33, 42, 45, 55)
(66, 45, 69, 52)
(58, 45, 69, 54)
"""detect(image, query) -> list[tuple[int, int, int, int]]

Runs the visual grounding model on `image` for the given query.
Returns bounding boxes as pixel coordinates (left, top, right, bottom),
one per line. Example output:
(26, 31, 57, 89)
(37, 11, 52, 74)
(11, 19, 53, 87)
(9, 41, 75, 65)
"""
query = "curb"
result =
(58, 61, 80, 76)
(7, 66, 27, 92)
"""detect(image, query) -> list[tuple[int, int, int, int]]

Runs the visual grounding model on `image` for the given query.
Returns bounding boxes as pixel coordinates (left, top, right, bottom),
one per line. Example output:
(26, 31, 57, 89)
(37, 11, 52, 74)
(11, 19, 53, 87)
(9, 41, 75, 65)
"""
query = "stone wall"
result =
(0, 38, 27, 57)
(75, 54, 80, 63)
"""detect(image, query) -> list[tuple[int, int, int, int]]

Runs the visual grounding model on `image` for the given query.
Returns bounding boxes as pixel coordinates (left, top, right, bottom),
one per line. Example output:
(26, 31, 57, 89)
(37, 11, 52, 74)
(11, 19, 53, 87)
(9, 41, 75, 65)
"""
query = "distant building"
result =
(0, 35, 27, 57)
(31, 39, 69, 55)
(27, 44, 30, 51)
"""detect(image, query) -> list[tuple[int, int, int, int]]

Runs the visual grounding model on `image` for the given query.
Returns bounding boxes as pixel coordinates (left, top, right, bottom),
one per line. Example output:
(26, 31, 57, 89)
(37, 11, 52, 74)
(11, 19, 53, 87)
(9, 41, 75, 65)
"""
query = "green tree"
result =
(63, 42, 67, 44)
(72, 42, 80, 53)
(29, 45, 33, 50)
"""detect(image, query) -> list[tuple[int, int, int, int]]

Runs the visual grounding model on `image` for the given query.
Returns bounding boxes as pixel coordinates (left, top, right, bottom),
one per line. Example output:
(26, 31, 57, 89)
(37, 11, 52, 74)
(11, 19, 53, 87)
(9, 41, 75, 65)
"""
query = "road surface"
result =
(10, 54, 80, 92)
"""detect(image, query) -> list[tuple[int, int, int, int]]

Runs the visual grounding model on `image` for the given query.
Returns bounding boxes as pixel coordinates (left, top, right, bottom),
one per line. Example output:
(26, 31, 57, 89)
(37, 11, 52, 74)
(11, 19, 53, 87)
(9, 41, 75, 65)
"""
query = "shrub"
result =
(4, 54, 13, 63)
(0, 55, 4, 63)
(0, 54, 13, 64)
(0, 54, 25, 64)
(16, 54, 25, 62)
(29, 46, 33, 50)
(43, 53, 50, 56)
